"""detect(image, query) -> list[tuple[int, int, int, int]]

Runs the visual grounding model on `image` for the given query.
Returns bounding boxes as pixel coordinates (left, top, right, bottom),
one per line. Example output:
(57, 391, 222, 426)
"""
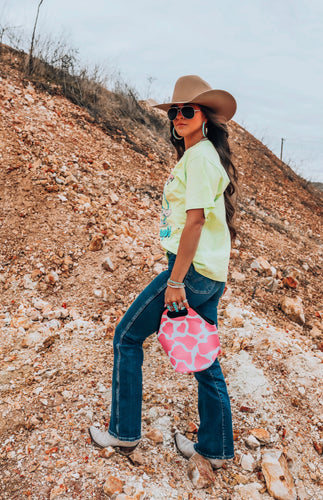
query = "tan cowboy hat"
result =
(153, 75, 237, 122)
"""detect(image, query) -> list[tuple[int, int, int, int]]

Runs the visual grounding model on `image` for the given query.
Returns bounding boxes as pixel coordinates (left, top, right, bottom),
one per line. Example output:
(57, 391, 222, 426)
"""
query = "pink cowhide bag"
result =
(157, 307, 221, 373)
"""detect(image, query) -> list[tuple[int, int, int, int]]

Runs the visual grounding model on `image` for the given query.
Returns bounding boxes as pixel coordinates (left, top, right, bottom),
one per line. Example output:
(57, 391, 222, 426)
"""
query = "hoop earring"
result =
(172, 127, 183, 141)
(202, 122, 208, 138)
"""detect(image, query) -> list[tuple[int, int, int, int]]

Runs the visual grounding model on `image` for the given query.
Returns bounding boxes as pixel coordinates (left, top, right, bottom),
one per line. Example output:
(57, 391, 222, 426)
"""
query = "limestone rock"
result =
(27, 308, 42, 321)
(115, 493, 146, 500)
(42, 307, 67, 320)
(33, 298, 50, 311)
(230, 249, 240, 259)
(46, 430, 62, 447)
(46, 270, 59, 284)
(187, 452, 215, 489)
(231, 270, 246, 282)
(145, 428, 163, 443)
(11, 315, 32, 330)
(49, 484, 67, 499)
(261, 276, 280, 291)
(89, 234, 103, 251)
(21, 331, 44, 348)
(103, 475, 123, 497)
(245, 434, 261, 450)
(250, 256, 273, 276)
(261, 451, 296, 500)
(250, 428, 271, 444)
(99, 446, 116, 459)
(232, 482, 263, 500)
(23, 274, 37, 290)
(133, 492, 146, 500)
(61, 255, 73, 272)
(241, 453, 255, 471)
(280, 296, 305, 324)
(102, 257, 115, 271)
(109, 192, 119, 204)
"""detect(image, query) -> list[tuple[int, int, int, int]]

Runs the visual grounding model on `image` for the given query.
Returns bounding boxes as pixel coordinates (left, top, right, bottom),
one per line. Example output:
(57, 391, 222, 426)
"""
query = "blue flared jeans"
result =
(108, 253, 234, 460)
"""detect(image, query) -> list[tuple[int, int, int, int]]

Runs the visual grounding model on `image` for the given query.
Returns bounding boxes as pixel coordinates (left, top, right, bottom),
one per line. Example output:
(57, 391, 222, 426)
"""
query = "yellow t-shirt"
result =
(160, 139, 231, 282)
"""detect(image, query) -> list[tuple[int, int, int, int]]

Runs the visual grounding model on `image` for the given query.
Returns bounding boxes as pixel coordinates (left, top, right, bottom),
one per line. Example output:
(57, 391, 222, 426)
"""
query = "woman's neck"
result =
(184, 131, 205, 150)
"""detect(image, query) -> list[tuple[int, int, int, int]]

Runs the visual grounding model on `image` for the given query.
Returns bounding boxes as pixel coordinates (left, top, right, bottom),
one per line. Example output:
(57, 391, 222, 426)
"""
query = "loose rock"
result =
(280, 296, 305, 324)
(89, 234, 103, 251)
(232, 482, 263, 500)
(103, 475, 124, 497)
(245, 434, 261, 450)
(49, 484, 67, 499)
(187, 452, 215, 489)
(145, 428, 163, 443)
(250, 428, 271, 444)
(102, 257, 115, 272)
(187, 421, 198, 433)
(261, 450, 297, 500)
(241, 453, 255, 471)
(250, 256, 273, 276)
(231, 270, 246, 281)
(99, 446, 116, 459)
(109, 192, 119, 204)
(46, 270, 59, 284)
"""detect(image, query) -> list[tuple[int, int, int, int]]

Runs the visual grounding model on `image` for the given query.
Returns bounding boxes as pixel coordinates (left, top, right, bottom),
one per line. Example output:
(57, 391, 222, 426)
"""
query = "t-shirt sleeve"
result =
(185, 154, 223, 211)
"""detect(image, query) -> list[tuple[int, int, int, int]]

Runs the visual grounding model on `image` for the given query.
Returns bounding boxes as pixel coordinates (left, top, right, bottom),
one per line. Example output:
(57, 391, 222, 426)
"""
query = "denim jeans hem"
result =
(194, 444, 234, 460)
(108, 428, 141, 442)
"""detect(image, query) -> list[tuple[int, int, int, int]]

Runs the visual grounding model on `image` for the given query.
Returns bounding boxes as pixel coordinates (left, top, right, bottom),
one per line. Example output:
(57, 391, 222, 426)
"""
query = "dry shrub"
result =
(0, 28, 168, 153)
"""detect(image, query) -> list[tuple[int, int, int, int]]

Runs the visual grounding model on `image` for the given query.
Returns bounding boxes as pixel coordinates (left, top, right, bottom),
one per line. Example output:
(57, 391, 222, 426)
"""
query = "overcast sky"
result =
(2, 0, 323, 181)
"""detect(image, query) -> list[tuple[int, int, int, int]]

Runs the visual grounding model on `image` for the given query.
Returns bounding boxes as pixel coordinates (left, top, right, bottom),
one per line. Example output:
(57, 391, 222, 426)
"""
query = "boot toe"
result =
(174, 432, 195, 459)
(89, 426, 108, 448)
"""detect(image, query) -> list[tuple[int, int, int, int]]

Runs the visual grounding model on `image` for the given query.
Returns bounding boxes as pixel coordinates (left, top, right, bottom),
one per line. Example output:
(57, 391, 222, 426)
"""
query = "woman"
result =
(89, 75, 238, 468)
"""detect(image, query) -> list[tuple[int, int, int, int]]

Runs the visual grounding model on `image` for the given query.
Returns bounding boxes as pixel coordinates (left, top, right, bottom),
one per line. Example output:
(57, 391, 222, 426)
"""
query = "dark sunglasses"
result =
(167, 105, 201, 121)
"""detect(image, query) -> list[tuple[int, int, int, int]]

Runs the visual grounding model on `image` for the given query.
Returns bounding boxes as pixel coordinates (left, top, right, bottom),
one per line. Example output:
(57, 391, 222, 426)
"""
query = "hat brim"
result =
(153, 89, 236, 123)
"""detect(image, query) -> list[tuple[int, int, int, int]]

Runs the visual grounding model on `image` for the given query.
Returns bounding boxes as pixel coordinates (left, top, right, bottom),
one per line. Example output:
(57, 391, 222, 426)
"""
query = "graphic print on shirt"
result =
(160, 174, 174, 239)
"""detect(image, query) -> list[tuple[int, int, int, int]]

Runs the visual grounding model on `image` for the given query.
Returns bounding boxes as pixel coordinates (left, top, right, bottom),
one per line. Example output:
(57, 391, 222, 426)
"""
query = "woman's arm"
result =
(164, 208, 205, 308)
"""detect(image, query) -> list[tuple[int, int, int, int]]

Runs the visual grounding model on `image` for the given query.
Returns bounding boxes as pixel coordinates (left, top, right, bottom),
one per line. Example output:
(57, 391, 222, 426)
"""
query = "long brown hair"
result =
(169, 105, 238, 239)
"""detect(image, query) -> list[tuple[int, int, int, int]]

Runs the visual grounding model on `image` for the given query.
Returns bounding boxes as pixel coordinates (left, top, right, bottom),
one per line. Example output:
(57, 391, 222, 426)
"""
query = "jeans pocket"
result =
(184, 265, 217, 295)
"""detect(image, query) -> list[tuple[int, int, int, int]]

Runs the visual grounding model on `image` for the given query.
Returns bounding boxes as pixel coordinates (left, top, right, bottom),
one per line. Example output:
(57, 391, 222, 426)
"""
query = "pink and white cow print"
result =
(157, 307, 221, 373)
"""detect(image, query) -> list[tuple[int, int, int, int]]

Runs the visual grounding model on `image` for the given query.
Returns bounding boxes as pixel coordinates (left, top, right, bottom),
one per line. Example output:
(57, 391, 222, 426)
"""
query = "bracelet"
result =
(168, 278, 184, 286)
(167, 279, 185, 289)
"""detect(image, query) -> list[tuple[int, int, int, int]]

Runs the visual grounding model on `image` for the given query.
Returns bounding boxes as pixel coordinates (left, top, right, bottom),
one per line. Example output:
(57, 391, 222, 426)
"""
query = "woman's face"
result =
(172, 104, 206, 141)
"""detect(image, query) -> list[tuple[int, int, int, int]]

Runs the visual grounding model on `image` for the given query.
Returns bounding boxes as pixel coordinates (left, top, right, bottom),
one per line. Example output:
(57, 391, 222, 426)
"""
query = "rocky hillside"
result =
(0, 52, 322, 500)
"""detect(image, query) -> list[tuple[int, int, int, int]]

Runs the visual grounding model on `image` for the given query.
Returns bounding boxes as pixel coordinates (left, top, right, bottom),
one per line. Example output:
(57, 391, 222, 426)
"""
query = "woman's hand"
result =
(164, 285, 189, 311)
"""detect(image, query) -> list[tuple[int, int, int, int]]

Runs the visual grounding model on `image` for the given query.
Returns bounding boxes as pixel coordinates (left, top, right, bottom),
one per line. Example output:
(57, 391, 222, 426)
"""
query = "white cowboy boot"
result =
(89, 426, 140, 454)
(174, 431, 224, 469)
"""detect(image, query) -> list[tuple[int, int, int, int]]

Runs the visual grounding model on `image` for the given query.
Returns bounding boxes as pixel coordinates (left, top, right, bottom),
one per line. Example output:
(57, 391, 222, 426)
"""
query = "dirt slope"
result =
(0, 57, 322, 499)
